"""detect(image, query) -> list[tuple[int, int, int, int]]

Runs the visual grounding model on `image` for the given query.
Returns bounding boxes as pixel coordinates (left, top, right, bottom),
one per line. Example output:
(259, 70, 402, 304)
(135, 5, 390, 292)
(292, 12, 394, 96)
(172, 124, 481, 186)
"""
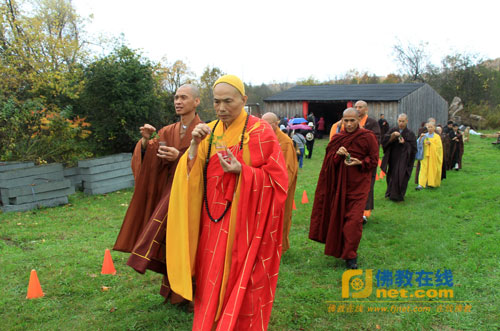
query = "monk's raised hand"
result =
(399, 137, 405, 144)
(157, 146, 180, 161)
(192, 123, 211, 144)
(140, 124, 156, 139)
(218, 149, 241, 174)
(336, 146, 348, 156)
(392, 131, 400, 138)
(345, 157, 362, 166)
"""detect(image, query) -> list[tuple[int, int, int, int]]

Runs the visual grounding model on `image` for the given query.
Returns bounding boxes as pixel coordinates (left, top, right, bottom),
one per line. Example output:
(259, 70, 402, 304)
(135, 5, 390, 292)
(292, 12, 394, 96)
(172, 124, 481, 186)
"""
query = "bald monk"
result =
(329, 100, 380, 224)
(381, 114, 417, 201)
(262, 112, 299, 252)
(310, 108, 378, 269)
(166, 75, 288, 330)
(114, 84, 202, 301)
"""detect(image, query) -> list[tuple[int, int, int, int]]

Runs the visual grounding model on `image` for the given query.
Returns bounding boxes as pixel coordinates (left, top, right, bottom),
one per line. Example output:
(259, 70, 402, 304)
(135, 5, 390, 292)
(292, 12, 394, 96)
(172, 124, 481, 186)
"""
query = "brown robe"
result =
(381, 127, 417, 201)
(309, 128, 379, 259)
(440, 133, 450, 179)
(117, 115, 202, 301)
(276, 129, 298, 252)
(448, 131, 464, 169)
(362, 117, 381, 211)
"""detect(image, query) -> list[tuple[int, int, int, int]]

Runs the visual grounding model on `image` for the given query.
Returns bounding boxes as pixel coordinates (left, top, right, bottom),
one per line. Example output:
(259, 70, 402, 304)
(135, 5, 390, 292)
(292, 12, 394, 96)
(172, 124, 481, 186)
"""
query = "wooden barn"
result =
(263, 83, 448, 133)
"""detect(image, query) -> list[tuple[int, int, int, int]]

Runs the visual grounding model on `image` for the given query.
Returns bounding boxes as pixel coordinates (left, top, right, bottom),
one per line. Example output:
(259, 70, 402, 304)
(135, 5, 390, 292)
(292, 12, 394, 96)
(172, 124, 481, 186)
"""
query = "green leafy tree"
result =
(198, 66, 224, 121)
(76, 46, 175, 154)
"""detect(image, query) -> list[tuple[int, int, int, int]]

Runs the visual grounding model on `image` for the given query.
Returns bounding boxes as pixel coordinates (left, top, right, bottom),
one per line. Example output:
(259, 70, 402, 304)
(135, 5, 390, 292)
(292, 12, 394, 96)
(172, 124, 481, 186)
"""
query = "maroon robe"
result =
(309, 127, 378, 259)
(363, 117, 380, 211)
(381, 127, 417, 201)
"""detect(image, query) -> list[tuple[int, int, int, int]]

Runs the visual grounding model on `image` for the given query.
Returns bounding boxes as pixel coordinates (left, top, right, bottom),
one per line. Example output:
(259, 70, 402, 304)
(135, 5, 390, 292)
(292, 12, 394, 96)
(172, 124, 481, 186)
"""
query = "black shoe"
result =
(346, 258, 358, 269)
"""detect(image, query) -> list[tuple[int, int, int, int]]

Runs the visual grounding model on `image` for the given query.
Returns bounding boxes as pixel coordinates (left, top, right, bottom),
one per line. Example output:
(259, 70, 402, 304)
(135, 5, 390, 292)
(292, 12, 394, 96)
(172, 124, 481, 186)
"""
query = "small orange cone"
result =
(301, 190, 309, 204)
(378, 159, 382, 167)
(26, 269, 44, 299)
(376, 173, 380, 181)
(292, 199, 297, 210)
(101, 249, 116, 275)
(380, 170, 386, 178)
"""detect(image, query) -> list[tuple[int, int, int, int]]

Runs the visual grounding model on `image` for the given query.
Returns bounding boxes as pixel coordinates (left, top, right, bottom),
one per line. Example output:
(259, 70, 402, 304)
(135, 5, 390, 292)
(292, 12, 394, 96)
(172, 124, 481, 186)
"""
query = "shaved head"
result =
(342, 107, 360, 133)
(343, 107, 360, 117)
(262, 112, 279, 131)
(398, 113, 408, 129)
(398, 113, 408, 120)
(180, 84, 200, 99)
(354, 100, 368, 116)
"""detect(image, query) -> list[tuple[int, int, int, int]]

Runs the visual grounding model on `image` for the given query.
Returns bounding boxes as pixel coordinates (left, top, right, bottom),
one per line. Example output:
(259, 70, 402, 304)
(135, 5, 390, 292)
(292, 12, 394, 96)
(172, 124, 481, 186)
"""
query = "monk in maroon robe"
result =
(381, 114, 417, 202)
(113, 84, 202, 301)
(309, 108, 379, 269)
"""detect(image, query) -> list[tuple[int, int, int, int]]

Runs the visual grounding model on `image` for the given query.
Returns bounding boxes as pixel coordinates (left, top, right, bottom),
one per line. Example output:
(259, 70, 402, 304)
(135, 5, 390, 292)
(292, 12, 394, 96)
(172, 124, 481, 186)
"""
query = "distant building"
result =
(264, 83, 448, 133)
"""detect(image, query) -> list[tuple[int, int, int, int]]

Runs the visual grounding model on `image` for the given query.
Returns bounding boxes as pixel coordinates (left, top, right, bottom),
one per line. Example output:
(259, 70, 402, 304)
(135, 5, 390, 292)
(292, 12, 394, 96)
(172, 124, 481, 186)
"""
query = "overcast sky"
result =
(73, 0, 499, 85)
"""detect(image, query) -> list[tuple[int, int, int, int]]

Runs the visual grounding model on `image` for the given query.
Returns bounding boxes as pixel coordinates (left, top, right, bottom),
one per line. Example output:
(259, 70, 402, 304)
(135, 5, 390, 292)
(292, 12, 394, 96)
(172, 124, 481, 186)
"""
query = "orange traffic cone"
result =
(301, 190, 309, 204)
(376, 173, 380, 181)
(26, 269, 44, 299)
(292, 199, 297, 210)
(380, 170, 386, 179)
(101, 249, 116, 275)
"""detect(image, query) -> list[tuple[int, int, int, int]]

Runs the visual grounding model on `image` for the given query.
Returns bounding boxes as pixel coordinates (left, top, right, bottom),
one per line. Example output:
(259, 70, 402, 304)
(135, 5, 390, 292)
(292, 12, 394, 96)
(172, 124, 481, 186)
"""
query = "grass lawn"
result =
(1, 134, 499, 330)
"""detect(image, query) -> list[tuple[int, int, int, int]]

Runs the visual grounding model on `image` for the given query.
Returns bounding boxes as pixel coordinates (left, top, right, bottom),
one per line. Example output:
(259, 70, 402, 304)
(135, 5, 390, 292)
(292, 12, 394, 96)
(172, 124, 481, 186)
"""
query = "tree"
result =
(156, 58, 194, 93)
(198, 66, 224, 121)
(0, 0, 88, 106)
(76, 46, 175, 154)
(392, 40, 430, 82)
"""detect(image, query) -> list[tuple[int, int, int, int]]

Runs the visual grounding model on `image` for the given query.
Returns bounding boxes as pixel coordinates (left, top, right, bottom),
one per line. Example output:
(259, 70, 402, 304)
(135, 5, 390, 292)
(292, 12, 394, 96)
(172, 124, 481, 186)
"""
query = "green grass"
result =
(1, 134, 499, 330)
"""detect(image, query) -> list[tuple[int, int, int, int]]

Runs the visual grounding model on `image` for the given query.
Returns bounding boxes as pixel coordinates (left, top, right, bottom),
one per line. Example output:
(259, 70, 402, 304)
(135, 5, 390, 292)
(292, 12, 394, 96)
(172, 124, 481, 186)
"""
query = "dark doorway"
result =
(308, 101, 348, 132)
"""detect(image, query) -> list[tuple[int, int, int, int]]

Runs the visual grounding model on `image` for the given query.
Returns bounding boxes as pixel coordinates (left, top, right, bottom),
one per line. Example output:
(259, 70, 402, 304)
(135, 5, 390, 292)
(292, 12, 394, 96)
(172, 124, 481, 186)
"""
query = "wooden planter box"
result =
(0, 163, 74, 212)
(78, 153, 134, 195)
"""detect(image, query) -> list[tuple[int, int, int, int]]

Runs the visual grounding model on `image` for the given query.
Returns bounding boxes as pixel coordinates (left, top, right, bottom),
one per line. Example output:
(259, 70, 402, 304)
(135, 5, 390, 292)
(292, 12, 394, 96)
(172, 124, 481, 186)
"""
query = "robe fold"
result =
(417, 133, 443, 188)
(166, 111, 288, 331)
(381, 127, 417, 201)
(275, 129, 299, 252)
(329, 116, 380, 213)
(309, 128, 378, 259)
(120, 115, 201, 300)
(113, 118, 198, 253)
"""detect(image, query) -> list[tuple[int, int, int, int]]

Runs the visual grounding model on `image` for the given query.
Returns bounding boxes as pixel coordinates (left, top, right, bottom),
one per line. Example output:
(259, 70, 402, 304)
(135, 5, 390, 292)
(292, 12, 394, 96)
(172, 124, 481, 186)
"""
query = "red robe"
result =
(309, 128, 378, 259)
(166, 113, 288, 330)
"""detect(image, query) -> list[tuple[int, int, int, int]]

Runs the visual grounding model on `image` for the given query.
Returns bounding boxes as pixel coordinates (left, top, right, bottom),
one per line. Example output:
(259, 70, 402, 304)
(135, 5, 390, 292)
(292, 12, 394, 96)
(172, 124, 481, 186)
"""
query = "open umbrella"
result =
(289, 118, 307, 125)
(289, 124, 312, 130)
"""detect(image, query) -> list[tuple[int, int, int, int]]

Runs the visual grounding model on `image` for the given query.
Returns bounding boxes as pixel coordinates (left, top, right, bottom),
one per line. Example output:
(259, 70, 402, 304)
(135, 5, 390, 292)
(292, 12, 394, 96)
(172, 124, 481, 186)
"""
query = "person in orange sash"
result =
(113, 84, 202, 301)
(166, 75, 288, 330)
(329, 101, 380, 224)
(262, 112, 298, 252)
(310, 108, 379, 269)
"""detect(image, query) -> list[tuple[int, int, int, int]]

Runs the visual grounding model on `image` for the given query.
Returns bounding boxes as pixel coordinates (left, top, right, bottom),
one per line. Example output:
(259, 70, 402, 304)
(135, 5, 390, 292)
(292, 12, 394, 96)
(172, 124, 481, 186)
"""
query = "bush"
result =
(0, 98, 93, 166)
(75, 46, 175, 154)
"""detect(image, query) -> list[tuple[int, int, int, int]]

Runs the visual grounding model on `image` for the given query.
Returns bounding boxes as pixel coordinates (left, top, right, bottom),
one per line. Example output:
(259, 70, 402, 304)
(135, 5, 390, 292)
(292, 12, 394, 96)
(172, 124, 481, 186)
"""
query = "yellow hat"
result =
(213, 75, 245, 96)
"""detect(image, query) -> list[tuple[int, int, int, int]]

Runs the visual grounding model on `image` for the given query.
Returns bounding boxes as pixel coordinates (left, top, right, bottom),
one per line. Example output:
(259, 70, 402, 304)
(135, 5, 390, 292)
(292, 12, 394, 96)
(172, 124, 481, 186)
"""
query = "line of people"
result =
(309, 102, 465, 271)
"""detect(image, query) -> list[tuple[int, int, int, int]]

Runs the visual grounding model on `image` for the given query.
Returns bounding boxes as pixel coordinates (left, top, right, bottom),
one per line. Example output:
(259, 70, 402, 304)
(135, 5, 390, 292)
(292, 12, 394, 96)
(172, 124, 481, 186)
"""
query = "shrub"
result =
(0, 98, 93, 166)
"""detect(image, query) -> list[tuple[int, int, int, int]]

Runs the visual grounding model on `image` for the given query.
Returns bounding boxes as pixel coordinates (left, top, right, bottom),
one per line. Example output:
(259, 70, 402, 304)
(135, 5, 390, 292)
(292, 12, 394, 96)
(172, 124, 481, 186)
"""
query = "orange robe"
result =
(276, 129, 298, 252)
(113, 115, 201, 253)
(166, 111, 288, 330)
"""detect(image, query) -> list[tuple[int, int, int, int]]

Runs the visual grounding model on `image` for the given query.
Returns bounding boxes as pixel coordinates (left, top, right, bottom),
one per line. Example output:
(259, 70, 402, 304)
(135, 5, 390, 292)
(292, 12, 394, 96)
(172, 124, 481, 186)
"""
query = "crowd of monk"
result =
(112, 75, 464, 330)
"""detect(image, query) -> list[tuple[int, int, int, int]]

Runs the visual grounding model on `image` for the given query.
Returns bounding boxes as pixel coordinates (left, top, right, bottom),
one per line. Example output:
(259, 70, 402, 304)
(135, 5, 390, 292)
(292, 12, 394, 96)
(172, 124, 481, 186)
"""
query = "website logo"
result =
(342, 269, 373, 298)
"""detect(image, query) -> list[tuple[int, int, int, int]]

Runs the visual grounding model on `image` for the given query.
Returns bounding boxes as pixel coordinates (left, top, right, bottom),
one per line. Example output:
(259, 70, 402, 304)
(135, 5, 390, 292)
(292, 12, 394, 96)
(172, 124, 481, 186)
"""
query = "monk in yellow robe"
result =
(262, 112, 298, 252)
(166, 75, 288, 330)
(416, 122, 443, 189)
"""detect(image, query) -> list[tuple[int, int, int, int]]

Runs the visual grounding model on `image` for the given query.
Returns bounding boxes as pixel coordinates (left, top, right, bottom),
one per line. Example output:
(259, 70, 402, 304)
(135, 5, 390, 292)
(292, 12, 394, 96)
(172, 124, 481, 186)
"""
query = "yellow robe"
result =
(276, 129, 298, 252)
(418, 133, 443, 188)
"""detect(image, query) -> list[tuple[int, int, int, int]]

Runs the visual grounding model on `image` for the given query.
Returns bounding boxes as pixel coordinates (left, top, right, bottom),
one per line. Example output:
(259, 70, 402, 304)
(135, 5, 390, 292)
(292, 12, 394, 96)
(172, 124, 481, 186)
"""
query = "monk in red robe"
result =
(166, 75, 288, 330)
(310, 108, 379, 269)
(113, 84, 202, 301)
(329, 101, 380, 225)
